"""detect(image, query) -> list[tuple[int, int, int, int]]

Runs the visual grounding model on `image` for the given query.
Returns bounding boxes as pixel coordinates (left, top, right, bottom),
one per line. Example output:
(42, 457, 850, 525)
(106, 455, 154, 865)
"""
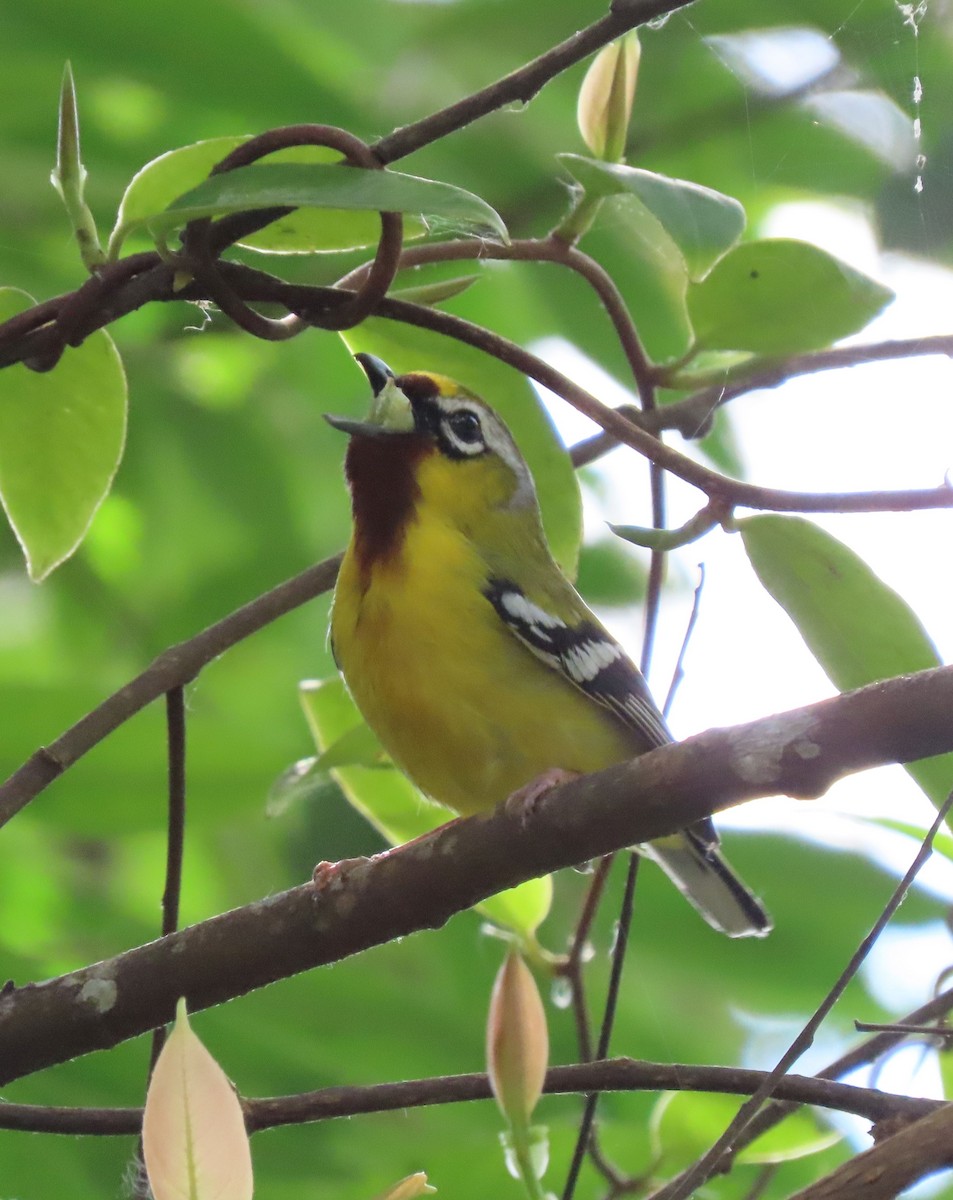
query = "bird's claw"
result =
(504, 767, 579, 826)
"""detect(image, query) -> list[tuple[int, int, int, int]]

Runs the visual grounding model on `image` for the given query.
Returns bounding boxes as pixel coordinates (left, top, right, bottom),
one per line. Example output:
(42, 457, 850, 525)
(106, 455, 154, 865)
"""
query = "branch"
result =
(0, 554, 341, 828)
(372, 296, 953, 514)
(0, 1058, 937, 1137)
(370, 0, 696, 164)
(663, 334, 953, 438)
(3, 257, 952, 515)
(1, 665, 952, 1085)
(788, 1101, 953, 1200)
(650, 792, 953, 1200)
(663, 985, 953, 1187)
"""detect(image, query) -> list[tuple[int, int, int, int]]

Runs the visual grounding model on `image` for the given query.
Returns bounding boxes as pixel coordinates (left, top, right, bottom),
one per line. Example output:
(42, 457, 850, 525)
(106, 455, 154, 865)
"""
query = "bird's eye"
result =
(445, 410, 483, 445)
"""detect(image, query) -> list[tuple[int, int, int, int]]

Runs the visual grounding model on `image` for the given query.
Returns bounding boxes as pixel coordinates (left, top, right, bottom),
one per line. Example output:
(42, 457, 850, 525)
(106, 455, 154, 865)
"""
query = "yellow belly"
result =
(330, 520, 635, 816)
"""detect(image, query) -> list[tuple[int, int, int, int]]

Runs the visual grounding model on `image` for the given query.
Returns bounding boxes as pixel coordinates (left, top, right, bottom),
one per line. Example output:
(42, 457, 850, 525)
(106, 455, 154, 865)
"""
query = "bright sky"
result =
(532, 199, 953, 1120)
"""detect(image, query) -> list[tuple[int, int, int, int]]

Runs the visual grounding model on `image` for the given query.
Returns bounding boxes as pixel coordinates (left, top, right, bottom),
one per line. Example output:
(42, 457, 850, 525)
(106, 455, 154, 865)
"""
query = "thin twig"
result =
(648, 790, 953, 1200)
(560, 854, 617, 1063)
(662, 334, 953, 438)
(562, 857, 640, 1200)
(663, 564, 705, 720)
(702, 984, 953, 1180)
(0, 1058, 935, 1137)
(370, 0, 696, 165)
(146, 687, 188, 1073)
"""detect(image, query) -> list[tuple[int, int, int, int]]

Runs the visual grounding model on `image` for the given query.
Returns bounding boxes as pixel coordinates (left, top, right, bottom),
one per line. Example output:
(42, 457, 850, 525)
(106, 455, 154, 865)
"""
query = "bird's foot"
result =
(505, 767, 580, 825)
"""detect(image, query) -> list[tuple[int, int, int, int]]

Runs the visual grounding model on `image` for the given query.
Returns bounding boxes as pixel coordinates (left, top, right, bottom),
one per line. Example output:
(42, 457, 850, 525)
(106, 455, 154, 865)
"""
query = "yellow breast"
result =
(330, 506, 633, 816)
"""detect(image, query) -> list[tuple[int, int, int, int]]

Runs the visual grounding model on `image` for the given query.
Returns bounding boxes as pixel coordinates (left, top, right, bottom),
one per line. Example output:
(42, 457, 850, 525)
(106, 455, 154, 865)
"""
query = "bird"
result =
(326, 353, 770, 937)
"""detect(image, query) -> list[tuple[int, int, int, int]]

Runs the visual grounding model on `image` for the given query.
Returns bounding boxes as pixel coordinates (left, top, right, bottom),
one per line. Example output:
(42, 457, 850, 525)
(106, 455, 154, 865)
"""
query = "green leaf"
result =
(0, 288, 127, 581)
(575, 537, 647, 607)
(559, 154, 745, 279)
(601, 196, 694, 359)
(651, 1091, 841, 1171)
(300, 678, 552, 938)
(116, 159, 507, 252)
(108, 137, 433, 258)
(740, 515, 953, 806)
(940, 1045, 953, 1103)
(108, 135, 246, 257)
(389, 274, 480, 306)
(688, 238, 894, 354)
(339, 320, 582, 579)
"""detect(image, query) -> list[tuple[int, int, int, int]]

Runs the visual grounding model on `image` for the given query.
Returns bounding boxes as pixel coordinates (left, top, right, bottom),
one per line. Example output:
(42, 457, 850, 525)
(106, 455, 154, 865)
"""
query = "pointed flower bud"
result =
(142, 998, 253, 1200)
(577, 33, 641, 162)
(50, 62, 105, 269)
(486, 950, 549, 1131)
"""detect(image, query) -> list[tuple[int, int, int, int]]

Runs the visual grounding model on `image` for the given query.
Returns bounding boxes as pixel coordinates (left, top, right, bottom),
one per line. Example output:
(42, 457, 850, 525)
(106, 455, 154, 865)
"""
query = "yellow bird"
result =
(327, 354, 770, 937)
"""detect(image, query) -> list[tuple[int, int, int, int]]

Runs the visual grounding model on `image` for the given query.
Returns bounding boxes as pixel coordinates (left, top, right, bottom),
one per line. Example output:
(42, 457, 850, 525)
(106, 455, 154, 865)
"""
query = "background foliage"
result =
(1, 1, 951, 1197)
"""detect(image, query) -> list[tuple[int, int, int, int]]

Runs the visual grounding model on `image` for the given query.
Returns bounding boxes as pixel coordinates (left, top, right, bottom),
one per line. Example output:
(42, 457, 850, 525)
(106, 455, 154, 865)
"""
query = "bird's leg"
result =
(504, 767, 580, 824)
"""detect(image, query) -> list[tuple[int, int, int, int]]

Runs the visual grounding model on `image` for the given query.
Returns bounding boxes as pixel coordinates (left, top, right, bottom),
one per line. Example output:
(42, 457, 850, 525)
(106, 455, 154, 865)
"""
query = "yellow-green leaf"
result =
(0, 288, 127, 580)
(688, 239, 893, 353)
(740, 515, 953, 807)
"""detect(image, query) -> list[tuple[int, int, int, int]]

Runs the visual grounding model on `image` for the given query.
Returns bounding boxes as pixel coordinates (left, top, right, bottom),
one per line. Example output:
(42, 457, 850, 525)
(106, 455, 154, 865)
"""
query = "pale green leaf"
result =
(651, 1090, 841, 1172)
(740, 515, 953, 807)
(560, 154, 745, 279)
(114, 160, 507, 252)
(389, 274, 480, 306)
(0, 288, 127, 580)
(108, 137, 432, 257)
(688, 238, 893, 353)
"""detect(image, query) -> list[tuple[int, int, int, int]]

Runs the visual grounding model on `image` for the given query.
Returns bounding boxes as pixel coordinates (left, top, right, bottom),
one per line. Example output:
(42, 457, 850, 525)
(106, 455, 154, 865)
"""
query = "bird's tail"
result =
(642, 829, 771, 938)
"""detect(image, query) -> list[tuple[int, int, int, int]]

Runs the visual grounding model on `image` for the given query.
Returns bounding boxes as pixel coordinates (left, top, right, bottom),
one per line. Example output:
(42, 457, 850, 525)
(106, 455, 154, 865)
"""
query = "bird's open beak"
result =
(324, 353, 416, 436)
(354, 352, 395, 397)
(324, 412, 398, 437)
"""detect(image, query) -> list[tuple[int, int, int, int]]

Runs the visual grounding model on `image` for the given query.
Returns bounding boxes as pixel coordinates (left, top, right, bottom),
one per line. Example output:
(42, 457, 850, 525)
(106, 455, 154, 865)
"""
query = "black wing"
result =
(484, 577, 672, 751)
(485, 577, 745, 898)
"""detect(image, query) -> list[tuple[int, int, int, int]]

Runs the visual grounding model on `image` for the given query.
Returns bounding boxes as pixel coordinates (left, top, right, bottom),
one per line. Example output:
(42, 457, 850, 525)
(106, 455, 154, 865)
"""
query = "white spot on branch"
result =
(732, 713, 821, 784)
(78, 975, 117, 1014)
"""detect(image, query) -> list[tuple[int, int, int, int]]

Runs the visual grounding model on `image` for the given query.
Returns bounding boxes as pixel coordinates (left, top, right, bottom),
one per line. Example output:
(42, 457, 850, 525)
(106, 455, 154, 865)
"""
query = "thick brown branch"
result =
(788, 1102, 953, 1200)
(1, 665, 951, 1085)
(0, 1058, 936, 1137)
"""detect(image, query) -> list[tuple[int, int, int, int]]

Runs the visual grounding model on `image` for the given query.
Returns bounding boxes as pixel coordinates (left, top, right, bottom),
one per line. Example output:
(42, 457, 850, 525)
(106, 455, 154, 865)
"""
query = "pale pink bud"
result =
(486, 950, 549, 1130)
(372, 1171, 436, 1199)
(142, 998, 253, 1200)
(577, 33, 641, 161)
